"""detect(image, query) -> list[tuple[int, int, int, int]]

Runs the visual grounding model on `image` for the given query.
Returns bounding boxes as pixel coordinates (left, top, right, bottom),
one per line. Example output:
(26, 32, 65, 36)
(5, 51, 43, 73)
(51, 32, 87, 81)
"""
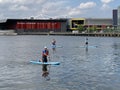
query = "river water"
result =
(0, 35, 120, 90)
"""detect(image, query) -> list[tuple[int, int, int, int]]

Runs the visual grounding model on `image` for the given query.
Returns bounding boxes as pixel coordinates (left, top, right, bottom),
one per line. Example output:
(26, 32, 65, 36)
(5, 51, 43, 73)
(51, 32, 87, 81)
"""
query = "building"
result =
(68, 18, 112, 32)
(0, 18, 67, 34)
(118, 6, 120, 28)
(113, 9, 118, 28)
(68, 18, 85, 30)
(85, 18, 112, 31)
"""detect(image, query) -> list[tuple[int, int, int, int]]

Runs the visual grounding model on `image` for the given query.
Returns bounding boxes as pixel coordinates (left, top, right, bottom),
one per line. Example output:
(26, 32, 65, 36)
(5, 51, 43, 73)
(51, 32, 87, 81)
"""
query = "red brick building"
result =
(0, 19, 67, 34)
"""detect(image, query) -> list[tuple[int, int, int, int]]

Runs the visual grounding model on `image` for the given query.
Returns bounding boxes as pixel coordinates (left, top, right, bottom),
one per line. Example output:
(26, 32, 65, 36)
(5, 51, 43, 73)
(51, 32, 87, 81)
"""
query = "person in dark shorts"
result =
(41, 46, 49, 62)
(40, 46, 50, 80)
(85, 37, 88, 46)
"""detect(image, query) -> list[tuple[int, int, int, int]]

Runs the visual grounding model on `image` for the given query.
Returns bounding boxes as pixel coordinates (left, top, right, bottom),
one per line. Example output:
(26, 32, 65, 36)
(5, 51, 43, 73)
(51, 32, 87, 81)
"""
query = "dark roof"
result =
(6, 18, 67, 22)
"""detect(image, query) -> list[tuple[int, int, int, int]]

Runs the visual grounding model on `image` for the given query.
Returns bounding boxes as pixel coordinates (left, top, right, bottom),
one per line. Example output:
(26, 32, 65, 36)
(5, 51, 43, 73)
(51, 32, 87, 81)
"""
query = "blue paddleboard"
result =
(30, 60, 60, 65)
(51, 45, 63, 48)
(79, 45, 98, 48)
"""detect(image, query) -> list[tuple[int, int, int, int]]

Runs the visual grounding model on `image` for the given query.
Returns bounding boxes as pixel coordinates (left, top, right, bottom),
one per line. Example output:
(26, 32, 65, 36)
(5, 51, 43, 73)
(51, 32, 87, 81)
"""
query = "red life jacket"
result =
(42, 50, 49, 56)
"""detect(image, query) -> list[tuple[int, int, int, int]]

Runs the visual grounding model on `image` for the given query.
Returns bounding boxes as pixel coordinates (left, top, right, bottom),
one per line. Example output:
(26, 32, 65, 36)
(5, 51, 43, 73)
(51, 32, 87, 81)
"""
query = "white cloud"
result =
(79, 2, 96, 9)
(36, 0, 47, 4)
(0, 0, 114, 19)
(0, 0, 24, 4)
(0, 0, 9, 3)
(66, 2, 96, 17)
(42, 1, 66, 11)
(37, 1, 97, 18)
(10, 5, 29, 11)
(35, 1, 68, 18)
(101, 4, 110, 10)
(68, 8, 82, 16)
(0, 13, 4, 19)
(100, 0, 113, 10)
(101, 0, 114, 4)
(0, 0, 47, 4)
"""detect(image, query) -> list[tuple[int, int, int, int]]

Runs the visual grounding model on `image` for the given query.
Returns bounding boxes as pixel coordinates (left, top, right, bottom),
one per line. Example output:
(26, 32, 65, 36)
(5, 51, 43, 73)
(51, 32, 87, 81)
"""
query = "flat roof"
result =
(6, 18, 67, 22)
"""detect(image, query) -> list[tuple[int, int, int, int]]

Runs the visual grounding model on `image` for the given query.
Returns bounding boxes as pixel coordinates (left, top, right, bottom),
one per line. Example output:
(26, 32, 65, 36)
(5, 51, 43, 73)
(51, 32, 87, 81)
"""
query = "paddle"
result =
(48, 56, 50, 62)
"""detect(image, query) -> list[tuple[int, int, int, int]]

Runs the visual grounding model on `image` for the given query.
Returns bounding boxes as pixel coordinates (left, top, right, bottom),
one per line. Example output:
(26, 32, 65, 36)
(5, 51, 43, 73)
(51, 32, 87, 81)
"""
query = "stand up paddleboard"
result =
(51, 45, 63, 48)
(30, 60, 60, 65)
(79, 45, 98, 48)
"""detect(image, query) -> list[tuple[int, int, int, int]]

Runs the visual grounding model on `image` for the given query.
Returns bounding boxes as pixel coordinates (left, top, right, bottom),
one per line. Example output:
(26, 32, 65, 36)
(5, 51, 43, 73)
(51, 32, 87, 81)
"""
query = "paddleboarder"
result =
(85, 37, 88, 47)
(41, 46, 50, 62)
(85, 37, 88, 51)
(51, 39, 56, 53)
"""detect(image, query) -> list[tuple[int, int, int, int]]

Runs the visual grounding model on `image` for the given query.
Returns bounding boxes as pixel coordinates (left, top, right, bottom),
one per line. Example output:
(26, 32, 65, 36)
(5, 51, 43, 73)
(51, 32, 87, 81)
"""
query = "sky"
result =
(0, 0, 119, 19)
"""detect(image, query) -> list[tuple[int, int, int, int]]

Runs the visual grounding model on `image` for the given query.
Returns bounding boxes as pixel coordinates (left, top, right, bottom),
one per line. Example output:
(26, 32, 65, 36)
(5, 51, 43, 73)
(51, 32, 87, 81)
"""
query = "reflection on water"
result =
(42, 65, 50, 81)
(0, 36, 120, 90)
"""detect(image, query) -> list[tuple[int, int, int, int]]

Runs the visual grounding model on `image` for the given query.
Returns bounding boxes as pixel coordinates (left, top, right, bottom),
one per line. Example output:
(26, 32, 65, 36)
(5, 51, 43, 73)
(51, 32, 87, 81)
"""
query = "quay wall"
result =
(18, 32, 120, 37)
(0, 30, 120, 37)
(0, 30, 17, 36)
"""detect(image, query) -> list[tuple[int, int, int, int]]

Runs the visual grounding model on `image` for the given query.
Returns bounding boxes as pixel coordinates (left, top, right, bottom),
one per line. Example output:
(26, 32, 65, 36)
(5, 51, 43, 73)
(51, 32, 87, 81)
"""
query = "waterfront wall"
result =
(0, 30, 17, 35)
(18, 32, 120, 37)
(0, 29, 120, 37)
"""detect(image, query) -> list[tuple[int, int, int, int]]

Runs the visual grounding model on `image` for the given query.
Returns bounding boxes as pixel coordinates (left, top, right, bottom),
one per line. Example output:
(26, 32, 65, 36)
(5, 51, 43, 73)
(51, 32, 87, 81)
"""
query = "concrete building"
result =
(86, 18, 112, 30)
(118, 6, 120, 29)
(68, 18, 112, 32)
(113, 9, 118, 28)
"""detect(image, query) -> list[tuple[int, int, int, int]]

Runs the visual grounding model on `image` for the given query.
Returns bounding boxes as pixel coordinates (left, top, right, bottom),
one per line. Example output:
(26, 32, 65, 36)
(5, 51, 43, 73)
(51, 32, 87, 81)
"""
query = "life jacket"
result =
(42, 50, 49, 57)
(52, 40, 56, 45)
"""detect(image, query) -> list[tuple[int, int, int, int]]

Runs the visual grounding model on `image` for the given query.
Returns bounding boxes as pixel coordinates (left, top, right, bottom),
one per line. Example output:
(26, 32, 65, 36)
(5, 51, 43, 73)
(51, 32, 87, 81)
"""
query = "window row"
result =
(16, 22, 61, 30)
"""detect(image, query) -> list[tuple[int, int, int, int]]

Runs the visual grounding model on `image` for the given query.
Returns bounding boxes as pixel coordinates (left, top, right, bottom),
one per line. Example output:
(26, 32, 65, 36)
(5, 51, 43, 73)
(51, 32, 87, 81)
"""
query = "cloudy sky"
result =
(0, 0, 119, 19)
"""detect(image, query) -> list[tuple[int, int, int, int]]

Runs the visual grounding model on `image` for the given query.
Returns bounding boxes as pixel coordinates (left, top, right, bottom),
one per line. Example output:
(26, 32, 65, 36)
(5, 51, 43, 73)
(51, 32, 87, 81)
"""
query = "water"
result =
(0, 35, 120, 90)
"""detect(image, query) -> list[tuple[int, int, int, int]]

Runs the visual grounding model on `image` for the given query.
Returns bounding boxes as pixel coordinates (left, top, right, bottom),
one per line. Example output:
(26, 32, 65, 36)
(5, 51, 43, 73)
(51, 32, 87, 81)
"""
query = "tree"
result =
(88, 26, 97, 33)
(77, 25, 84, 32)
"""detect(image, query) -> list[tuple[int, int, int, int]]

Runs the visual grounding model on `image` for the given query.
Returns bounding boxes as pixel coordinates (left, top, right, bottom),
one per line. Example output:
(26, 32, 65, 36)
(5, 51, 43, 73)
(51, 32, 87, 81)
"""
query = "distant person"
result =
(52, 39, 56, 46)
(51, 39, 56, 53)
(40, 46, 49, 62)
(85, 37, 88, 46)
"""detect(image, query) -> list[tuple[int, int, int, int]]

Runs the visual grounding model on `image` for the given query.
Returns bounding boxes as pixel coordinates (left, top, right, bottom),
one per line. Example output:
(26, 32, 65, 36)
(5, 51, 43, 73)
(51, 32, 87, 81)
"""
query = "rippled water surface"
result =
(0, 35, 120, 90)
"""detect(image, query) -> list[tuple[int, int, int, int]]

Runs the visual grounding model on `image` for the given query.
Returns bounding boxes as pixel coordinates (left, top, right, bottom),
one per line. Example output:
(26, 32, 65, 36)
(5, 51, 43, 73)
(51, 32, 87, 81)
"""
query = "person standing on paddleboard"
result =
(41, 46, 50, 80)
(41, 46, 50, 62)
(85, 37, 88, 45)
(85, 37, 88, 51)
(51, 39, 56, 53)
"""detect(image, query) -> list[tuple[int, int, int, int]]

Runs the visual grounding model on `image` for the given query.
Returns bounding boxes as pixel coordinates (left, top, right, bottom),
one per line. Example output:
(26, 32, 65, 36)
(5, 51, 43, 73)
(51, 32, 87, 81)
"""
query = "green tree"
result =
(77, 25, 84, 32)
(88, 26, 97, 33)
